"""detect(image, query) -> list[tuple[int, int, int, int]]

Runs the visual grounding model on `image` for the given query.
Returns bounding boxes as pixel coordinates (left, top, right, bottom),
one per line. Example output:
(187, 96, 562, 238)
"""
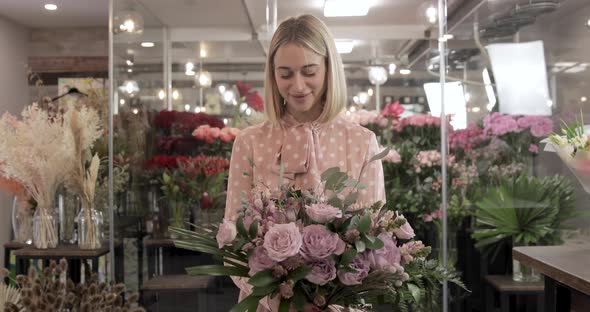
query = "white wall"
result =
(0, 16, 30, 269)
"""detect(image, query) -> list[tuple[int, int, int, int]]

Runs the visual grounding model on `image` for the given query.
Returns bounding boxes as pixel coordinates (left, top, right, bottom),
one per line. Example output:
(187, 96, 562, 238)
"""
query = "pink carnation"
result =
(216, 219, 237, 248)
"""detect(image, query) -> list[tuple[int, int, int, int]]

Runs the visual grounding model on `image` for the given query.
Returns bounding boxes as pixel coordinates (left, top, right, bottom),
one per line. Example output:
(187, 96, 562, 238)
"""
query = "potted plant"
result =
(472, 174, 576, 282)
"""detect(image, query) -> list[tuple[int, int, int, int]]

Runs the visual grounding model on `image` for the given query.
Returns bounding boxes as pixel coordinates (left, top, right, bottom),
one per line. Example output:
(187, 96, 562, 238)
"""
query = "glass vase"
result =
(168, 200, 189, 239)
(57, 190, 79, 244)
(11, 197, 32, 245)
(76, 207, 103, 250)
(512, 241, 541, 282)
(32, 208, 58, 249)
(437, 225, 458, 269)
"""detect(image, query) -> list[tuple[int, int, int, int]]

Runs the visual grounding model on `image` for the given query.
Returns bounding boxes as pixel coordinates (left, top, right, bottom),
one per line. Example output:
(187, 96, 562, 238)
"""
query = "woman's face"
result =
(273, 42, 326, 122)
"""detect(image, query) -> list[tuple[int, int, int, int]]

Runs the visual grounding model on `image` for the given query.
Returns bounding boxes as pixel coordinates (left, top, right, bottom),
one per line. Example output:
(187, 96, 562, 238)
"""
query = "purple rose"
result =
(393, 214, 415, 240)
(337, 254, 370, 286)
(300, 225, 346, 260)
(305, 203, 342, 223)
(263, 223, 302, 262)
(216, 219, 237, 248)
(367, 232, 401, 270)
(248, 246, 276, 276)
(305, 258, 337, 286)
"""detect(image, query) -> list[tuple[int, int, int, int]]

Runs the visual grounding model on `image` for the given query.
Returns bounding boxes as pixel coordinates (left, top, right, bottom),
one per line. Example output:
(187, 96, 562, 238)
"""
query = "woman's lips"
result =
(291, 93, 310, 103)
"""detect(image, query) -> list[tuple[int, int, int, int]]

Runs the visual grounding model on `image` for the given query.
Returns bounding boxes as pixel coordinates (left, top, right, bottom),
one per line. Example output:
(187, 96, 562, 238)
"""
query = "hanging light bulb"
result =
(222, 90, 237, 105)
(368, 67, 388, 85)
(172, 89, 180, 100)
(357, 92, 369, 105)
(114, 11, 144, 34)
(388, 63, 397, 75)
(196, 71, 212, 88)
(118, 80, 139, 96)
(158, 89, 165, 100)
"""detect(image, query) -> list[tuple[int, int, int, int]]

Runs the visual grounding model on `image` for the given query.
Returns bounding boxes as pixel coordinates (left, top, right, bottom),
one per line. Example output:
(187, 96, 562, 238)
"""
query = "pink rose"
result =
(529, 144, 539, 154)
(248, 246, 276, 276)
(367, 232, 401, 270)
(305, 257, 337, 286)
(219, 131, 233, 143)
(392, 214, 415, 240)
(216, 219, 237, 248)
(263, 223, 302, 262)
(337, 254, 370, 286)
(305, 203, 342, 223)
(192, 124, 210, 140)
(208, 127, 221, 138)
(300, 225, 346, 260)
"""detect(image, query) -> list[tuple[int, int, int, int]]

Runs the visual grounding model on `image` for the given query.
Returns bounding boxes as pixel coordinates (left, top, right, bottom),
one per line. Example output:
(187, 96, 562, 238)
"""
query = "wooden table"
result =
(14, 244, 110, 283)
(513, 245, 590, 312)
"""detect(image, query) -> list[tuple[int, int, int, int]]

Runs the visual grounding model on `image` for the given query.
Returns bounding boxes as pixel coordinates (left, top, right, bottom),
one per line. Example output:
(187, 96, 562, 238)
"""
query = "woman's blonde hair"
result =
(264, 14, 347, 125)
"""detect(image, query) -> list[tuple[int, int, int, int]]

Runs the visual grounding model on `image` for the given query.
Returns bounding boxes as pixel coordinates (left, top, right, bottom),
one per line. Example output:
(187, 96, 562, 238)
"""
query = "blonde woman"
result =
(224, 14, 386, 312)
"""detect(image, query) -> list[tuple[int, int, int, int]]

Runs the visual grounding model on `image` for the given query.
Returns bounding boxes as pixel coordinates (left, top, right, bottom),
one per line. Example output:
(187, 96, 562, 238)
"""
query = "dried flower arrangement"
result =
(63, 106, 104, 249)
(0, 104, 73, 249)
(1, 260, 144, 312)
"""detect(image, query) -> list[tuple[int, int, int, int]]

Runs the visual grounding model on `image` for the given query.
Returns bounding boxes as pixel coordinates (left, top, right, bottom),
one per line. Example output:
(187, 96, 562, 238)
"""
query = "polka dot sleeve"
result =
(357, 131, 387, 207)
(224, 132, 253, 222)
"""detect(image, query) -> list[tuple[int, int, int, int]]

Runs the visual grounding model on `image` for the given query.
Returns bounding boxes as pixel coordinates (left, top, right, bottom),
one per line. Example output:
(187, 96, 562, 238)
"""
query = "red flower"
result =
(237, 81, 253, 98)
(381, 101, 404, 120)
(246, 91, 265, 112)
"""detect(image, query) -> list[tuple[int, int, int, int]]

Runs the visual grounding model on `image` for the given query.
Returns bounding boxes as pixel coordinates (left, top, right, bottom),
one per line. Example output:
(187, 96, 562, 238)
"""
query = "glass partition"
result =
(102, 0, 560, 310)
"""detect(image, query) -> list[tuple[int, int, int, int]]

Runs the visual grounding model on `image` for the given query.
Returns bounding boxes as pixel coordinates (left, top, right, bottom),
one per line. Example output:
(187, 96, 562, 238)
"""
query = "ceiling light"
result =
(426, 6, 437, 24)
(184, 104, 190, 111)
(324, 0, 371, 17)
(353, 95, 359, 104)
(119, 99, 125, 105)
(132, 108, 139, 114)
(472, 107, 481, 113)
(217, 83, 229, 94)
(581, 96, 587, 102)
(114, 11, 144, 34)
(367, 88, 374, 96)
(388, 63, 397, 75)
(357, 92, 369, 105)
(194, 106, 201, 113)
(200, 49, 207, 58)
(126, 59, 133, 66)
(586, 19, 590, 28)
(185, 70, 195, 76)
(335, 40, 354, 54)
(223, 118, 228, 125)
(141, 42, 154, 48)
(349, 106, 357, 113)
(127, 68, 132, 73)
(44, 4, 58, 11)
(443, 34, 454, 40)
(222, 90, 236, 104)
(399, 69, 411, 75)
(158, 90, 165, 100)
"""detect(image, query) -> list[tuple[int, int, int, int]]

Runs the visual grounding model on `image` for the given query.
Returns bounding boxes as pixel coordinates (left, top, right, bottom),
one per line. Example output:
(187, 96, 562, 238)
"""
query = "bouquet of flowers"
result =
(172, 151, 463, 311)
(543, 113, 590, 193)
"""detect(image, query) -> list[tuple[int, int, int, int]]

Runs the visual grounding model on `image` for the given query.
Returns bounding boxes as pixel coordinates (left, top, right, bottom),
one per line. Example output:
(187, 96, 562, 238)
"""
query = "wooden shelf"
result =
(484, 275, 544, 292)
(141, 274, 213, 290)
(14, 244, 110, 258)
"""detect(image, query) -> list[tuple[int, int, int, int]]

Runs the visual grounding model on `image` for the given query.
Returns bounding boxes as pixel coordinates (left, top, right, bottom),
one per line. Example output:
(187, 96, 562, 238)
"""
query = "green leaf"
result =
(186, 265, 248, 277)
(288, 265, 311, 282)
(251, 284, 278, 297)
(292, 289, 306, 312)
(343, 192, 359, 207)
(344, 178, 359, 187)
(237, 217, 249, 238)
(229, 295, 263, 312)
(369, 147, 390, 162)
(328, 196, 343, 209)
(355, 240, 366, 253)
(249, 221, 259, 238)
(248, 270, 277, 287)
(163, 172, 171, 183)
(321, 167, 341, 182)
(407, 283, 421, 302)
(358, 213, 371, 234)
(279, 299, 291, 312)
(340, 248, 357, 266)
(347, 216, 360, 230)
(363, 236, 384, 250)
(325, 172, 348, 191)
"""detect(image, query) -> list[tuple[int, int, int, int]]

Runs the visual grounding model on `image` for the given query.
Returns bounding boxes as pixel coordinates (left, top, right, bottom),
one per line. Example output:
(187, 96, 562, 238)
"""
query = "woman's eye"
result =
(303, 71, 316, 77)
(280, 73, 292, 79)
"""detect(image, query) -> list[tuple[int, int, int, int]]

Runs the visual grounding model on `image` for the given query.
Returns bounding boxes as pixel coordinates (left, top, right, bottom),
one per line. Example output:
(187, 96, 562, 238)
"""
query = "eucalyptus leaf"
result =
(321, 167, 341, 182)
(407, 283, 421, 302)
(358, 214, 371, 234)
(369, 147, 390, 163)
(355, 240, 366, 253)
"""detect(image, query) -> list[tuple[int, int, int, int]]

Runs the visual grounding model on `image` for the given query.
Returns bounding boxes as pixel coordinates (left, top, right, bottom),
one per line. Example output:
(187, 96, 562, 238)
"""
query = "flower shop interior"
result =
(1, 0, 590, 311)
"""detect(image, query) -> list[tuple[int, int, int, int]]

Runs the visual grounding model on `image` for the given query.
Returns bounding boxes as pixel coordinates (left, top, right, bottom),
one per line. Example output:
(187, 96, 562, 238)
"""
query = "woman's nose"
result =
(292, 73, 305, 91)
